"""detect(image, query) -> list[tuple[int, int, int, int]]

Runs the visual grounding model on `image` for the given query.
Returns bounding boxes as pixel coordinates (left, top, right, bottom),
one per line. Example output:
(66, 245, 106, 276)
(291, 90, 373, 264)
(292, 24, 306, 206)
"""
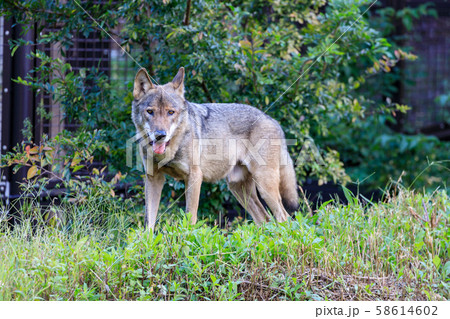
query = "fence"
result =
(402, 1, 450, 133)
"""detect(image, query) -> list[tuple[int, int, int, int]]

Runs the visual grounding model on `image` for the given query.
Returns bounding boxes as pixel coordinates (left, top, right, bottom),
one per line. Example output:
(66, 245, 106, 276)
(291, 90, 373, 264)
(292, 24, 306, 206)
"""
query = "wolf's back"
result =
(192, 102, 299, 213)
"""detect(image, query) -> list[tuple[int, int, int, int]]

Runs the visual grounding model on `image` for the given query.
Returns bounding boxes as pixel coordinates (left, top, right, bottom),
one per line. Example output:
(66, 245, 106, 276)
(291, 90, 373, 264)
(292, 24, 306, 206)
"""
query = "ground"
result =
(0, 189, 449, 301)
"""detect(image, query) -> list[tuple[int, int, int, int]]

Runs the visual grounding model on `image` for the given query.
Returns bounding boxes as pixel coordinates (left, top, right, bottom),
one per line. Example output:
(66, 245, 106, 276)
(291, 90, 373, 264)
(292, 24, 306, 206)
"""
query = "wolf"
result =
(132, 67, 299, 230)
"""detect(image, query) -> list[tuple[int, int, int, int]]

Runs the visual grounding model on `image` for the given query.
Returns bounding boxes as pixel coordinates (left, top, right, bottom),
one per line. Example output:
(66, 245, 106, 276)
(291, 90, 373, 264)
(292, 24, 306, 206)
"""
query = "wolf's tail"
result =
(279, 152, 299, 213)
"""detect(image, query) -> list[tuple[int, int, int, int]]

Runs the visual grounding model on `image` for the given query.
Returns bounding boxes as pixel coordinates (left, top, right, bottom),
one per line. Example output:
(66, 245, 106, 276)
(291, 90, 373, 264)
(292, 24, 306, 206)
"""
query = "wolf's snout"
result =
(154, 130, 166, 141)
(152, 130, 169, 154)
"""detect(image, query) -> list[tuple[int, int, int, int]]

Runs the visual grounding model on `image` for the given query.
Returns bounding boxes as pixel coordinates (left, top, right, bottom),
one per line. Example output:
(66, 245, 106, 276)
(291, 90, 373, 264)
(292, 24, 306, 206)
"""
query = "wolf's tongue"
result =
(152, 142, 166, 154)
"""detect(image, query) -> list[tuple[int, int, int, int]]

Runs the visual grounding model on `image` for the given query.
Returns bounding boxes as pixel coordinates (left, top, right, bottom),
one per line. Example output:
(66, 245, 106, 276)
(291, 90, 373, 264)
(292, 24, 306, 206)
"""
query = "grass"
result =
(0, 188, 449, 301)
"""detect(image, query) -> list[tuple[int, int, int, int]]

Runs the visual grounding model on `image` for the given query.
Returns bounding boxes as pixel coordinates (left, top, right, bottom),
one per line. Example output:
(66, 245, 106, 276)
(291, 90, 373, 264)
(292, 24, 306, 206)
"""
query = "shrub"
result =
(1, 0, 447, 219)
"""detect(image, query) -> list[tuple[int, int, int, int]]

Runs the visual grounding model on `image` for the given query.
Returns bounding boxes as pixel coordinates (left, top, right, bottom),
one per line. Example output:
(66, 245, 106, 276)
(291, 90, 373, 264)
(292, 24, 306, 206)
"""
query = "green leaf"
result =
(75, 236, 89, 253)
(341, 185, 355, 205)
(72, 165, 84, 173)
(443, 261, 450, 278)
(432, 255, 441, 269)
(181, 245, 190, 256)
(11, 45, 19, 57)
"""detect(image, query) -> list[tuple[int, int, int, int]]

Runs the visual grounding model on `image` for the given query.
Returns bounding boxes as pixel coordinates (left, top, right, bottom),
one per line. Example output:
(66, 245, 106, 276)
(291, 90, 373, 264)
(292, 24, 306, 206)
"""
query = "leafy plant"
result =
(1, 0, 447, 219)
(0, 188, 448, 300)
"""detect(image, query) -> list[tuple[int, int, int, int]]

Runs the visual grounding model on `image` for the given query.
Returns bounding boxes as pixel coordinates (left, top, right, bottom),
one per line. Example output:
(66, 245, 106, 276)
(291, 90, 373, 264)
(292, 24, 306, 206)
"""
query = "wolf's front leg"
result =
(185, 169, 203, 225)
(144, 173, 165, 230)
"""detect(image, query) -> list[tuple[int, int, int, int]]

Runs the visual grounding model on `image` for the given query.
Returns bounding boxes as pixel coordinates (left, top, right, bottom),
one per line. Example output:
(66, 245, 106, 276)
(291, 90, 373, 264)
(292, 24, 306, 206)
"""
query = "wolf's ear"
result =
(133, 68, 154, 100)
(171, 67, 185, 97)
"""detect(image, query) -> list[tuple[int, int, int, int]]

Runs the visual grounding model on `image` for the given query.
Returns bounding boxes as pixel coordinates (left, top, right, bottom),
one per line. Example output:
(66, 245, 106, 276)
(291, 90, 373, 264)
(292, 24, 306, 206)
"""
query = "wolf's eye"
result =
(147, 109, 154, 115)
(168, 110, 175, 116)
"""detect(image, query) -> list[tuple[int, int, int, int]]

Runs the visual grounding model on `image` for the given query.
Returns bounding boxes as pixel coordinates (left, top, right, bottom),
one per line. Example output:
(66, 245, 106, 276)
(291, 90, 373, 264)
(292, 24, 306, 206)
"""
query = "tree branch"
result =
(200, 81, 213, 103)
(183, 0, 192, 26)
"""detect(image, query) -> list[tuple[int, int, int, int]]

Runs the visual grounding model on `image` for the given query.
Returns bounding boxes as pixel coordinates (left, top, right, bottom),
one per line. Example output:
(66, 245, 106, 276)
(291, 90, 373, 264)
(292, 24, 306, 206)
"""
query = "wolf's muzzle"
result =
(154, 130, 167, 142)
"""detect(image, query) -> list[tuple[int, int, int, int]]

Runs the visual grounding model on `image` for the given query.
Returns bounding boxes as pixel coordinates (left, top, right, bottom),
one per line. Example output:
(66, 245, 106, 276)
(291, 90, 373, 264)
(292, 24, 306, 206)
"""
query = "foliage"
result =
(318, 115, 450, 190)
(1, 0, 448, 218)
(0, 129, 128, 204)
(1, 188, 449, 301)
(318, 1, 449, 191)
(13, 50, 134, 172)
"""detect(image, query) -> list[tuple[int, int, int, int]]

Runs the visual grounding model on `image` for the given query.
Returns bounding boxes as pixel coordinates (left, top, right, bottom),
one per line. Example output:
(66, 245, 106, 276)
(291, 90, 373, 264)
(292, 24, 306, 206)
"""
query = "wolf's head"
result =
(132, 67, 186, 155)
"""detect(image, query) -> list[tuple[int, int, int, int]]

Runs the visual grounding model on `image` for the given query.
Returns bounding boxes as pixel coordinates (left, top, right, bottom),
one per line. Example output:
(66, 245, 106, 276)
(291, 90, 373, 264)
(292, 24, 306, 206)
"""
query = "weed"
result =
(0, 189, 448, 301)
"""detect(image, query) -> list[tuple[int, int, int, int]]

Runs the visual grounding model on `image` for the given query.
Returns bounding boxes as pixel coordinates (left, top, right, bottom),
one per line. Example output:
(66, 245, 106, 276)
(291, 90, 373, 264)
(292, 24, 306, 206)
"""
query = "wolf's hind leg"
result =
(227, 178, 270, 225)
(252, 169, 290, 223)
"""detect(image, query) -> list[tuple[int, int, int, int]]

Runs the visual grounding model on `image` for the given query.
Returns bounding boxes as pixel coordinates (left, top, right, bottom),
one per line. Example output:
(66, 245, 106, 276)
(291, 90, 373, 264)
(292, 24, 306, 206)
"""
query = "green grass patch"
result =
(0, 190, 449, 301)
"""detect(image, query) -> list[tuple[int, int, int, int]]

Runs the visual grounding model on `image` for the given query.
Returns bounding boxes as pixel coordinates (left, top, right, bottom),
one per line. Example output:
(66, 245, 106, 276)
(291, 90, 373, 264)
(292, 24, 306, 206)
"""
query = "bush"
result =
(1, 0, 448, 219)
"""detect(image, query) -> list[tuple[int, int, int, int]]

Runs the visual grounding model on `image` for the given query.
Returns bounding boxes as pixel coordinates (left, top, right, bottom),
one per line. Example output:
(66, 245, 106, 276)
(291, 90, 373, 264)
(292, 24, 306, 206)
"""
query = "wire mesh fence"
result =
(39, 28, 115, 137)
(403, 14, 450, 131)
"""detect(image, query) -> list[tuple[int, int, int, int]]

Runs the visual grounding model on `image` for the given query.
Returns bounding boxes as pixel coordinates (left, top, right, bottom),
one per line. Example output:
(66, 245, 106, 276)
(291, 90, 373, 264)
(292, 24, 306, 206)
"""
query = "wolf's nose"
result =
(154, 130, 166, 141)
